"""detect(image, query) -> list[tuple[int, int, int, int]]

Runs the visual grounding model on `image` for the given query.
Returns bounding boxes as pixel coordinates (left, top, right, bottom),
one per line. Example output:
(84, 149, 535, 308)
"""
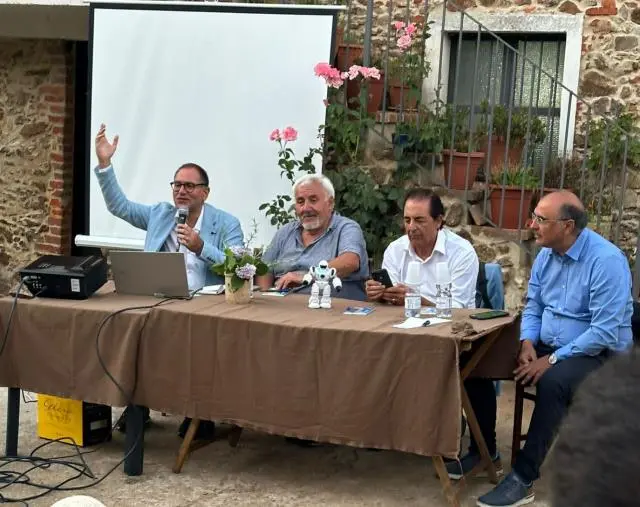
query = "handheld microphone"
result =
(175, 207, 188, 225)
(175, 207, 188, 252)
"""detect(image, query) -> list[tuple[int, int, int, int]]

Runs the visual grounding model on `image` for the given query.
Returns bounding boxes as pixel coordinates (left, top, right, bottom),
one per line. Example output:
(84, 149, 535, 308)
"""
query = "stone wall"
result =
(343, 0, 640, 123)
(0, 38, 75, 295)
(346, 0, 640, 304)
(442, 195, 532, 310)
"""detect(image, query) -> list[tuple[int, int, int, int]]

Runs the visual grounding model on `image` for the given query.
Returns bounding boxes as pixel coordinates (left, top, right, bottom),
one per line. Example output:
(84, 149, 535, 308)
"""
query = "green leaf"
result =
(230, 274, 245, 291)
(211, 264, 225, 276)
(255, 261, 269, 276)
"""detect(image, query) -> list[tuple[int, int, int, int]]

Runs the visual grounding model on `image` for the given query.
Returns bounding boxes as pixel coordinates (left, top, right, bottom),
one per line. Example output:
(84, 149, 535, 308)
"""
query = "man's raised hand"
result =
(95, 123, 119, 168)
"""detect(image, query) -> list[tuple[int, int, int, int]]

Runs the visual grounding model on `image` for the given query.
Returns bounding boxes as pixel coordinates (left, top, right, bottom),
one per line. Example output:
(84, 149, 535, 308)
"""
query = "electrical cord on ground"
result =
(0, 289, 196, 504)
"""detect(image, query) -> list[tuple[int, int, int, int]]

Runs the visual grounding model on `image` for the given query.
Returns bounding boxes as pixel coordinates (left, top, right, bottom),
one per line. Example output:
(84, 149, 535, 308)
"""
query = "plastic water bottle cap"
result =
(435, 262, 451, 283)
(405, 261, 421, 286)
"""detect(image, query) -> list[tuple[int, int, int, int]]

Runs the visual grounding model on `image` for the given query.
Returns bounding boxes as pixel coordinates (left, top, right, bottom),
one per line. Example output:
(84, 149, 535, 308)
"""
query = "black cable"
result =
(0, 290, 192, 504)
(0, 279, 26, 358)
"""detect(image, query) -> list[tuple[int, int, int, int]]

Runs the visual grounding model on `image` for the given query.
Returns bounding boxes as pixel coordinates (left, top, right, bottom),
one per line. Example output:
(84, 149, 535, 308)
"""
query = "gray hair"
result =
(559, 203, 589, 232)
(292, 174, 335, 199)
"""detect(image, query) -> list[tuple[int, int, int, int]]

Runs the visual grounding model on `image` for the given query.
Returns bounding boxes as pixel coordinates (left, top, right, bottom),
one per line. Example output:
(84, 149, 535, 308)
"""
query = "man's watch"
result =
(548, 353, 558, 365)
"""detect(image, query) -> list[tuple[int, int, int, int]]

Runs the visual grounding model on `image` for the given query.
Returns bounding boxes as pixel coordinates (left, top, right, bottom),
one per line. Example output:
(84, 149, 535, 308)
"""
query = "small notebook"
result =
(344, 306, 375, 316)
(199, 285, 225, 295)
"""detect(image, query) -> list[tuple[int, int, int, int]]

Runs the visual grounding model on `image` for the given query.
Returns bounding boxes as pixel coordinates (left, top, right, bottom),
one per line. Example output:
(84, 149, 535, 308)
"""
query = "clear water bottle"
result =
(435, 262, 452, 319)
(404, 283, 422, 318)
(404, 261, 422, 318)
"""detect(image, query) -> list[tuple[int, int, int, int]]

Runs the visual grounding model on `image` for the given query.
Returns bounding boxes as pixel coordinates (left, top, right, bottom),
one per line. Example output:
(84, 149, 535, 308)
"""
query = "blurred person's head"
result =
(550, 350, 640, 506)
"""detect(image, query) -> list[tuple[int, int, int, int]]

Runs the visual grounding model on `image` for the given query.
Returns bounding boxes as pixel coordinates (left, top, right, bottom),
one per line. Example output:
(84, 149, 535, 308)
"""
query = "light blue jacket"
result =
(95, 165, 244, 286)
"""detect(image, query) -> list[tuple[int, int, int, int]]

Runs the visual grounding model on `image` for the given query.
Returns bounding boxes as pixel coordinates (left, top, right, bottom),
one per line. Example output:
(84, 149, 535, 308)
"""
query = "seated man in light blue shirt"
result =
(470, 191, 634, 507)
(94, 123, 244, 441)
(257, 174, 369, 301)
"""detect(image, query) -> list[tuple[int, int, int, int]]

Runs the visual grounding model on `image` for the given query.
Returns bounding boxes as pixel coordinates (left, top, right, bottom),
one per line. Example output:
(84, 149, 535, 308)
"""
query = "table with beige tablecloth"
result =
(0, 286, 520, 460)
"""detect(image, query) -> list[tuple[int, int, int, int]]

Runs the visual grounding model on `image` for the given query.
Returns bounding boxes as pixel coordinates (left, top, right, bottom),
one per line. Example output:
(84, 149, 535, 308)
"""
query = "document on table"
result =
(392, 317, 450, 329)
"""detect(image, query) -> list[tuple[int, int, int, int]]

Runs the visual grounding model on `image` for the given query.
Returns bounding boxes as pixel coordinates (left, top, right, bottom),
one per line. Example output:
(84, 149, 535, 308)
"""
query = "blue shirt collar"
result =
(563, 229, 588, 261)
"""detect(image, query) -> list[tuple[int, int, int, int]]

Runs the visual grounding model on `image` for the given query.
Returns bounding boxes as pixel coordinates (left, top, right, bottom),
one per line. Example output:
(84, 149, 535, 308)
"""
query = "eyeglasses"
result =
(530, 212, 573, 225)
(170, 181, 207, 193)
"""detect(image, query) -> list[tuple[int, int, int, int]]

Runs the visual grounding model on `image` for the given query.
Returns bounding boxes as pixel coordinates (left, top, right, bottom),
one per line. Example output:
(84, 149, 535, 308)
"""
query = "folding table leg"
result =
(173, 418, 201, 473)
(460, 384, 499, 484)
(432, 455, 461, 507)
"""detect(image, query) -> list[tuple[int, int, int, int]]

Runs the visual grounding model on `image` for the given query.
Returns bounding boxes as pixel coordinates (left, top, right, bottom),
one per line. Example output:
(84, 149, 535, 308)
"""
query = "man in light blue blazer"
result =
(94, 123, 244, 289)
(94, 123, 244, 441)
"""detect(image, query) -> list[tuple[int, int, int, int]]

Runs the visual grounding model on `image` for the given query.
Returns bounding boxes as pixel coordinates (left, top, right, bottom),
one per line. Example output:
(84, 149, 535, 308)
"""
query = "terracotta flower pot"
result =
(484, 137, 524, 174)
(345, 73, 386, 113)
(442, 149, 485, 190)
(224, 274, 252, 304)
(336, 43, 363, 71)
(388, 81, 418, 111)
(489, 185, 535, 229)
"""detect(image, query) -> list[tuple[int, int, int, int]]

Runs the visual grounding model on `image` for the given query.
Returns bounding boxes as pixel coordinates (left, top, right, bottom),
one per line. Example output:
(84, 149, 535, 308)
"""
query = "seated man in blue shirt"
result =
(466, 191, 634, 507)
(257, 174, 369, 301)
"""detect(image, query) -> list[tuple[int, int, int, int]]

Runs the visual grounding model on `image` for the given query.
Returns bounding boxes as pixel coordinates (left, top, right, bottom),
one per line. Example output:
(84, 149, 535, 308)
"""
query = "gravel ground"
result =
(0, 384, 551, 507)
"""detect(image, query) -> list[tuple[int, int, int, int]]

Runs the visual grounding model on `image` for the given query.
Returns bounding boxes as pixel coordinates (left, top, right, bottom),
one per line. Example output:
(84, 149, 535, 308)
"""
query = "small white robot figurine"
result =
(302, 260, 342, 309)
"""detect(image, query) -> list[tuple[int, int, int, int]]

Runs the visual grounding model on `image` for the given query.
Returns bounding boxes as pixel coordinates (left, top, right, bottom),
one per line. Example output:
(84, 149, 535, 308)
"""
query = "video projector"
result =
(19, 255, 108, 300)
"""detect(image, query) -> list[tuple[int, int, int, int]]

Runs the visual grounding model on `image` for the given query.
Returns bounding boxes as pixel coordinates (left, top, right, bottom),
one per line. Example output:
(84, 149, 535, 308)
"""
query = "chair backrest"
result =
(476, 262, 505, 310)
(632, 301, 640, 344)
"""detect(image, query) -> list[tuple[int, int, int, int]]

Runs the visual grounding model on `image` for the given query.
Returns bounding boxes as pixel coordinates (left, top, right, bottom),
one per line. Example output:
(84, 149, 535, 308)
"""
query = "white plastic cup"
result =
(405, 260, 421, 285)
(435, 262, 451, 284)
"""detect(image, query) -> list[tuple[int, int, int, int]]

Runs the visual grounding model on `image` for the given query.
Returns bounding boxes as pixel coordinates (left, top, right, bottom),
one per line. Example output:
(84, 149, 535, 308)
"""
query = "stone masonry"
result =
(345, 0, 640, 305)
(0, 38, 75, 295)
(342, 0, 640, 124)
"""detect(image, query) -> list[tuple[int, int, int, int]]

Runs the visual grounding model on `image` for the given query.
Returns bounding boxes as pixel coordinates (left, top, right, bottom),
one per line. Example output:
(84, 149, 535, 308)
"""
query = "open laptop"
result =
(109, 251, 192, 298)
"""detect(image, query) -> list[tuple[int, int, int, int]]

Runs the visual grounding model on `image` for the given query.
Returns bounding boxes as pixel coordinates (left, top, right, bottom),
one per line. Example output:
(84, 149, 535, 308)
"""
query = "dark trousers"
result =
(464, 343, 606, 482)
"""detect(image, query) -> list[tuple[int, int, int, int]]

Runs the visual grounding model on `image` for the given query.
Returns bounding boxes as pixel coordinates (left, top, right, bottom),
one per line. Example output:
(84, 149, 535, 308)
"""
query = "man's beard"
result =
(300, 214, 322, 231)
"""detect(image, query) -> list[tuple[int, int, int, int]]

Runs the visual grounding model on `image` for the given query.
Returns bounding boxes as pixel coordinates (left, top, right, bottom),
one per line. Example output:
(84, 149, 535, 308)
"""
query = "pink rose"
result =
(392, 21, 405, 31)
(282, 126, 298, 142)
(359, 66, 381, 80)
(315, 62, 344, 88)
(269, 129, 281, 141)
(405, 23, 417, 36)
(397, 34, 413, 51)
(347, 65, 361, 80)
(314, 62, 332, 77)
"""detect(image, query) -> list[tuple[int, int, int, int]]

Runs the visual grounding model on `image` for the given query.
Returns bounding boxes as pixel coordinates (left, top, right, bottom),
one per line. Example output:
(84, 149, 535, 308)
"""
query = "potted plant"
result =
(488, 165, 540, 230)
(346, 56, 386, 114)
(386, 21, 429, 112)
(392, 106, 446, 165)
(211, 246, 268, 304)
(481, 103, 546, 174)
(335, 29, 364, 72)
(441, 106, 485, 190)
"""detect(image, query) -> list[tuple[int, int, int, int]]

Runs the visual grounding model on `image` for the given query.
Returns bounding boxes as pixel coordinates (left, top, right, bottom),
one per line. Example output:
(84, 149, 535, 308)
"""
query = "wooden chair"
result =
(510, 382, 536, 466)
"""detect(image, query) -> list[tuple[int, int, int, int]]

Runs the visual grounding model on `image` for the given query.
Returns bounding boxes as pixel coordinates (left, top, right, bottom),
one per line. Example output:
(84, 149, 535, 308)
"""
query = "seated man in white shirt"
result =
(366, 188, 495, 472)
(365, 188, 479, 308)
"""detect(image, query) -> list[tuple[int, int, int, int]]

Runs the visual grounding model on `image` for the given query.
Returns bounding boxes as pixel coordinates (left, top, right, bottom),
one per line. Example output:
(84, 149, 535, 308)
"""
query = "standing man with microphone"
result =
(94, 123, 244, 440)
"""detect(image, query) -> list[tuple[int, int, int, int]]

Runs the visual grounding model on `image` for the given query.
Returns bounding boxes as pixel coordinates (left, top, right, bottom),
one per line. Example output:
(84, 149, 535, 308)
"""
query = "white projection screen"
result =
(81, 1, 340, 250)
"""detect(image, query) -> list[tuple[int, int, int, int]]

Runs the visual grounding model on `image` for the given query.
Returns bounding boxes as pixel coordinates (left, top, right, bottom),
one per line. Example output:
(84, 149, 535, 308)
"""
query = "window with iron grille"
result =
(447, 33, 567, 167)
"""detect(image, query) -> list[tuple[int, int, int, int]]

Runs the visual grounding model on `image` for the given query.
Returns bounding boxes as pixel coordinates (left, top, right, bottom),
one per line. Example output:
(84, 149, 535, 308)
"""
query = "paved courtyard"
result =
(0, 384, 551, 506)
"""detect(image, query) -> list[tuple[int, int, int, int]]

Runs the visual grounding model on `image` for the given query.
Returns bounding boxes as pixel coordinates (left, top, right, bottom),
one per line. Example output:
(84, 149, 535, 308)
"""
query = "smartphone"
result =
(469, 310, 510, 320)
(371, 268, 393, 288)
